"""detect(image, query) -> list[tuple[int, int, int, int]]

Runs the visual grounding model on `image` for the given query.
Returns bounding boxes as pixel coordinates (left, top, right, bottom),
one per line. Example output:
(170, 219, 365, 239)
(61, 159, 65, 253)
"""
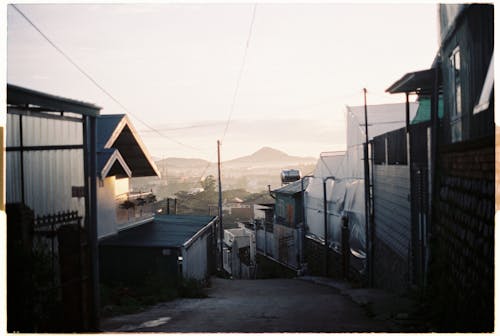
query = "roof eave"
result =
(100, 149, 133, 179)
(7, 84, 101, 116)
(182, 216, 218, 250)
(104, 115, 161, 178)
(386, 68, 441, 95)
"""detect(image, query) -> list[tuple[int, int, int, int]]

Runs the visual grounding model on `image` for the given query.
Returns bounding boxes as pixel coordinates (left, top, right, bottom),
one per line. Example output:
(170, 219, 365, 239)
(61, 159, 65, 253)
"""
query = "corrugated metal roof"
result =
(99, 214, 216, 248)
(96, 114, 160, 178)
(7, 84, 101, 116)
(273, 179, 309, 195)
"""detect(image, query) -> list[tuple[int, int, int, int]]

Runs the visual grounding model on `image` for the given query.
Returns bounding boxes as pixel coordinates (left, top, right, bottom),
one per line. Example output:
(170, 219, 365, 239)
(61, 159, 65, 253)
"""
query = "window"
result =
(450, 47, 462, 142)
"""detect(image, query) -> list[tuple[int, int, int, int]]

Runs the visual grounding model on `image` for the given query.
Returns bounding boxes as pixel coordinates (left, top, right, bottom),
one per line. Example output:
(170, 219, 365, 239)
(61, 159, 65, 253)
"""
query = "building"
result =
(95, 114, 161, 239)
(303, 103, 418, 279)
(223, 226, 256, 279)
(256, 179, 308, 272)
(385, 4, 493, 331)
(6, 84, 101, 331)
(99, 214, 217, 285)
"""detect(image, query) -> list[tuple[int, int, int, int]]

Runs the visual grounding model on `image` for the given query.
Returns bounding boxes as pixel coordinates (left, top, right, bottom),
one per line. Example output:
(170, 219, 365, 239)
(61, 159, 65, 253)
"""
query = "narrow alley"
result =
(101, 277, 393, 333)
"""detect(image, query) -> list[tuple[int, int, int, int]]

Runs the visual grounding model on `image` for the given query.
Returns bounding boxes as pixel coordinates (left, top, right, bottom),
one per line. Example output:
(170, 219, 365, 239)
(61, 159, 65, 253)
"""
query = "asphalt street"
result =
(101, 277, 391, 332)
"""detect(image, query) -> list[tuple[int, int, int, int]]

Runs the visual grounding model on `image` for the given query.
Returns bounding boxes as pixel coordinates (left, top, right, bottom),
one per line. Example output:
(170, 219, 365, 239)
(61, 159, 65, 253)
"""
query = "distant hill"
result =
(156, 147, 317, 168)
(146, 147, 317, 194)
(224, 147, 317, 167)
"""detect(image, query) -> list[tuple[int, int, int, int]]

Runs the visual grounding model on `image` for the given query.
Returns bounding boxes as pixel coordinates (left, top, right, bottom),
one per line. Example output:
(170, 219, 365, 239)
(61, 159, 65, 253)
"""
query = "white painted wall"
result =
(114, 177, 129, 197)
(97, 176, 118, 239)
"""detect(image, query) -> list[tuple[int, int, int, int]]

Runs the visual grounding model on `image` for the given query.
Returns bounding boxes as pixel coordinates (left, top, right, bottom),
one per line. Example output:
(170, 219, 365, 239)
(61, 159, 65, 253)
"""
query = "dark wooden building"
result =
(385, 4, 494, 332)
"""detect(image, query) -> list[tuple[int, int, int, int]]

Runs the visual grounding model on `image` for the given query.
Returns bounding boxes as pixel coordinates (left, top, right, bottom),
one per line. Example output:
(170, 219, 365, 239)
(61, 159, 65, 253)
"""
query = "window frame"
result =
(449, 46, 463, 142)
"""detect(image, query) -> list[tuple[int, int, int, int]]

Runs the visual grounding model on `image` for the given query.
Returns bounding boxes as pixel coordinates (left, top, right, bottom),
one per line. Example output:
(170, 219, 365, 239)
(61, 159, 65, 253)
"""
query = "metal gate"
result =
(34, 211, 92, 331)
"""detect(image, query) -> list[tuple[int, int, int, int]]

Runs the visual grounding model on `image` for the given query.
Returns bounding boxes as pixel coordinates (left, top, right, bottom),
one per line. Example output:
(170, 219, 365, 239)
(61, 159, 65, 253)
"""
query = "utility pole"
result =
(363, 88, 373, 287)
(217, 140, 224, 270)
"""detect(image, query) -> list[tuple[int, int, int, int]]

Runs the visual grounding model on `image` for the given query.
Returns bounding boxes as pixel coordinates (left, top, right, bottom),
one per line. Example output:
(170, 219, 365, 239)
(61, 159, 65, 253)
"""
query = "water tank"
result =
(281, 169, 301, 184)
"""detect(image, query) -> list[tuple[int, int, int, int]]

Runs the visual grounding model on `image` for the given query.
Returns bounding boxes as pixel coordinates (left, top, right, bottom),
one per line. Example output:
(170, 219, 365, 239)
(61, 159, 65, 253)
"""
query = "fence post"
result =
(341, 215, 350, 279)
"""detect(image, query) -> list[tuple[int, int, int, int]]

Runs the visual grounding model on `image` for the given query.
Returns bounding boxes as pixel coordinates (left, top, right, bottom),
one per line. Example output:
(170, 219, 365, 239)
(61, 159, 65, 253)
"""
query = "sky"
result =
(6, 2, 439, 161)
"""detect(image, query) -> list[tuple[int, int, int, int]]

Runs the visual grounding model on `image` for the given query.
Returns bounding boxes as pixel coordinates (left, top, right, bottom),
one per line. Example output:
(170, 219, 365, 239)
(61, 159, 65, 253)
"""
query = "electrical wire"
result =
(10, 4, 205, 153)
(138, 122, 225, 133)
(221, 3, 257, 142)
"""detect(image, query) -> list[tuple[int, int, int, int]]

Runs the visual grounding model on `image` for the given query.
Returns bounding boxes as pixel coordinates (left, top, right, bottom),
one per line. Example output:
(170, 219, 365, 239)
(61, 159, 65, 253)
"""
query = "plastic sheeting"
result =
(304, 102, 418, 260)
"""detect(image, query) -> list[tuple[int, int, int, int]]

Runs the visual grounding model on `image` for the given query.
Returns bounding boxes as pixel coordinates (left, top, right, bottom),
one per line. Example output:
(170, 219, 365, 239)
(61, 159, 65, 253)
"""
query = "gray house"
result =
(6, 84, 101, 331)
(99, 214, 217, 284)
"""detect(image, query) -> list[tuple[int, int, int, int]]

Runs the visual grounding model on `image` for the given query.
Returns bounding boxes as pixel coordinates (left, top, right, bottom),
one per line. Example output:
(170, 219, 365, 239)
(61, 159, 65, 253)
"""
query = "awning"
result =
(386, 68, 441, 95)
(473, 51, 494, 114)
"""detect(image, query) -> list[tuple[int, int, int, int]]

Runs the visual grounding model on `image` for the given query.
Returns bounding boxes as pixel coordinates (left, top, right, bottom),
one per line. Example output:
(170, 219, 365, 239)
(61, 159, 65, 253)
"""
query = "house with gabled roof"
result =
(95, 114, 161, 239)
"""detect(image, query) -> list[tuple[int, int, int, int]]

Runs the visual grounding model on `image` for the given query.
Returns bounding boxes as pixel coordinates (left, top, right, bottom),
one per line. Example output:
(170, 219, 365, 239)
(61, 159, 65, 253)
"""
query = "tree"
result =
(200, 175, 216, 194)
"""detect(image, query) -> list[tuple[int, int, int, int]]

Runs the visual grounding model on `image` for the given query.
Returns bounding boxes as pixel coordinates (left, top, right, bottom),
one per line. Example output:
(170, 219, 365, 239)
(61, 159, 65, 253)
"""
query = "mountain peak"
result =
(250, 147, 289, 160)
(225, 146, 313, 165)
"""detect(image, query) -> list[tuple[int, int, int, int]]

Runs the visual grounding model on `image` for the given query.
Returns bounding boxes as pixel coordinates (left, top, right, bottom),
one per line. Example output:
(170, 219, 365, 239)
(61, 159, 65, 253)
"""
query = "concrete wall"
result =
(304, 236, 364, 281)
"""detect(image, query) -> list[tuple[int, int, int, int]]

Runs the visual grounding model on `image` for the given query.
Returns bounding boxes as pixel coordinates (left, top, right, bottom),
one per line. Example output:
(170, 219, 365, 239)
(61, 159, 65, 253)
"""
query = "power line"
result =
(138, 122, 225, 133)
(221, 3, 257, 141)
(10, 4, 205, 154)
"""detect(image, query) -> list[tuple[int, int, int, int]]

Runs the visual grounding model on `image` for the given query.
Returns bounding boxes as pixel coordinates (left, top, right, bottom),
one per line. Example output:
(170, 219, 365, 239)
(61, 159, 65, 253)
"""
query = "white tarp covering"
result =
(304, 102, 418, 259)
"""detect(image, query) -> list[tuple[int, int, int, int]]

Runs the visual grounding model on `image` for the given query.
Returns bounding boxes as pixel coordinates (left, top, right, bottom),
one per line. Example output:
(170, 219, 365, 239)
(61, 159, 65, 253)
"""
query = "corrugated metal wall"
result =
(373, 165, 411, 259)
(6, 109, 86, 217)
(22, 116, 83, 146)
(182, 231, 209, 280)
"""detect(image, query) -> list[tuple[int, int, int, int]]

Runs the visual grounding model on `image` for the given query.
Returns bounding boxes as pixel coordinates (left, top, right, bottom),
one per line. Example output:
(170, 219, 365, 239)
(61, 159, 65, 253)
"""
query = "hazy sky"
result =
(6, 2, 439, 161)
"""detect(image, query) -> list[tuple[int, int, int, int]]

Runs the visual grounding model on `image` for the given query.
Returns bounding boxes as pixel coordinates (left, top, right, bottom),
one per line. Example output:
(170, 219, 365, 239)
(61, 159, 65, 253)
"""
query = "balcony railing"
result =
(115, 191, 161, 230)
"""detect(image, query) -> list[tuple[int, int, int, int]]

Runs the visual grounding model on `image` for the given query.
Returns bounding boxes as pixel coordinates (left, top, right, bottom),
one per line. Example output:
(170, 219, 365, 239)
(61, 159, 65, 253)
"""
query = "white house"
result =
(95, 114, 161, 239)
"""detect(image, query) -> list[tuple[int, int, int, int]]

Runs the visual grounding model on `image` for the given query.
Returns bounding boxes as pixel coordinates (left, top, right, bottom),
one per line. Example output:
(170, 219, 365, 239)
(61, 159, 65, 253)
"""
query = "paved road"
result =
(101, 277, 391, 332)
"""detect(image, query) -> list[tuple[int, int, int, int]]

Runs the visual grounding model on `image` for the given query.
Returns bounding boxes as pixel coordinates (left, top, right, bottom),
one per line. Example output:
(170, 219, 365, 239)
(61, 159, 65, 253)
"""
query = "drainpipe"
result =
(323, 176, 335, 277)
(363, 88, 373, 287)
(300, 175, 314, 267)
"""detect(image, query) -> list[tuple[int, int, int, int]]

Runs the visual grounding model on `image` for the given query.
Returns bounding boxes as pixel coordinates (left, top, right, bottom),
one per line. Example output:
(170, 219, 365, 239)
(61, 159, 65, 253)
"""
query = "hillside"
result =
(157, 147, 317, 168)
(224, 147, 317, 167)
(137, 147, 317, 195)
